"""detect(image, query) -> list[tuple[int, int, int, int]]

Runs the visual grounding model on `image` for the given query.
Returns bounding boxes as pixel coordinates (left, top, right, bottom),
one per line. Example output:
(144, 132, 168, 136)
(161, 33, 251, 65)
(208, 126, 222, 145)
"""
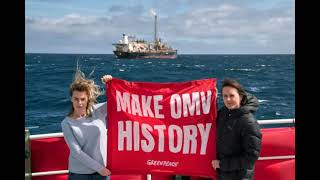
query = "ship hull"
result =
(113, 50, 177, 59)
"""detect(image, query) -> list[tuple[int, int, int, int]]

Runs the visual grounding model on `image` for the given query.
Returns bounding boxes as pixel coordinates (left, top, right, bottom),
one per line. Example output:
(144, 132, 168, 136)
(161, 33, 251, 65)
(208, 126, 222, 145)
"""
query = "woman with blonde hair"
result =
(61, 68, 112, 180)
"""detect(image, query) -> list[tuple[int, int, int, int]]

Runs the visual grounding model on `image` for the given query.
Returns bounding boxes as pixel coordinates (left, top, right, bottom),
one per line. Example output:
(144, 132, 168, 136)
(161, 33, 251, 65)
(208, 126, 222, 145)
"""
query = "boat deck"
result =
(25, 119, 295, 180)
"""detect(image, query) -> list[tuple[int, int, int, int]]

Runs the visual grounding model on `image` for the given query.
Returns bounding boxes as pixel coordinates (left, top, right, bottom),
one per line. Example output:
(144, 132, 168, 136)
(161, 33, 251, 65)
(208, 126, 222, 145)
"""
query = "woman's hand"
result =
(99, 167, 111, 176)
(101, 75, 112, 84)
(212, 160, 220, 170)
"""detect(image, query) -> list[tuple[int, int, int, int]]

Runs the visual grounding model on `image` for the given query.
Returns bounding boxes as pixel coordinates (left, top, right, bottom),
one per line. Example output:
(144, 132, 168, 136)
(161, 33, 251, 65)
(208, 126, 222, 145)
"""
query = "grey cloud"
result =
(158, 3, 294, 50)
(108, 5, 145, 16)
(26, 2, 294, 54)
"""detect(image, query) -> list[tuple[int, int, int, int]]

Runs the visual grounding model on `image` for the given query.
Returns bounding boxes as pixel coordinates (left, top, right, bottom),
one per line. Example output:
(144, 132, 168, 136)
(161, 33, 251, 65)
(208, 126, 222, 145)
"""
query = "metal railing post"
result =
(25, 129, 32, 180)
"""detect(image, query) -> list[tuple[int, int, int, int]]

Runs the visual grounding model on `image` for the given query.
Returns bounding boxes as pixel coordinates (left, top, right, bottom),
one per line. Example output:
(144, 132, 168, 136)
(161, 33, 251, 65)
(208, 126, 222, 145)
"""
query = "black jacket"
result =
(216, 93, 262, 180)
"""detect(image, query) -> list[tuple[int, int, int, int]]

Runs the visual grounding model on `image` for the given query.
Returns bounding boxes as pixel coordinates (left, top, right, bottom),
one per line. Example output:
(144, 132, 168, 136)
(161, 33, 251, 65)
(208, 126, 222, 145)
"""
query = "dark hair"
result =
(221, 78, 247, 105)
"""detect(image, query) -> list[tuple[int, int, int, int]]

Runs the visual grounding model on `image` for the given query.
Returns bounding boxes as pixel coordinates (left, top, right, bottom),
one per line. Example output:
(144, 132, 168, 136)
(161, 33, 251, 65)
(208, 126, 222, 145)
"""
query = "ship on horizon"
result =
(112, 11, 178, 59)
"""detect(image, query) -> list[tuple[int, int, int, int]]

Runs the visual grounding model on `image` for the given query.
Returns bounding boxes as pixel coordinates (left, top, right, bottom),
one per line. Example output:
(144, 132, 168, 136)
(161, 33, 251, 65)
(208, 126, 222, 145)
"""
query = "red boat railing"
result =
(25, 118, 295, 180)
(28, 118, 295, 140)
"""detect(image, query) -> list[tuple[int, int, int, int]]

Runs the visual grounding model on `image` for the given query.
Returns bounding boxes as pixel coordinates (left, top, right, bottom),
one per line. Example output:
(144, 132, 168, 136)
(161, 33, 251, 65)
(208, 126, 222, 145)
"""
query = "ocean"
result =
(25, 53, 295, 135)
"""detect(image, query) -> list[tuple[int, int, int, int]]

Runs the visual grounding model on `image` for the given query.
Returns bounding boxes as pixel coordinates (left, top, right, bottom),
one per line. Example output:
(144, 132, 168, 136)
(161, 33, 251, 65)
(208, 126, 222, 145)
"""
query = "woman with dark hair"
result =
(212, 78, 262, 180)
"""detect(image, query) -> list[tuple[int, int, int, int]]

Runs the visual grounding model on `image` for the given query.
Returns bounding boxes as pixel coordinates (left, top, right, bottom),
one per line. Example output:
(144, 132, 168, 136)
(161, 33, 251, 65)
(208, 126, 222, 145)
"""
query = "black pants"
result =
(217, 169, 254, 180)
(172, 176, 190, 180)
(68, 172, 109, 180)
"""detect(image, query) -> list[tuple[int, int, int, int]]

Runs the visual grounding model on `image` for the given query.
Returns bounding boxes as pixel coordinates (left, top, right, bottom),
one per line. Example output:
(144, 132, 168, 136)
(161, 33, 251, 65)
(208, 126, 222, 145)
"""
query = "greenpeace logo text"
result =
(146, 160, 179, 167)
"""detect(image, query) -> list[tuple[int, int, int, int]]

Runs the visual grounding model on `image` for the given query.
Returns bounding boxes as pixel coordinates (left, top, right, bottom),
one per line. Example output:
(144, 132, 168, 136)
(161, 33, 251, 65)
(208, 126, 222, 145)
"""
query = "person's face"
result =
(222, 86, 242, 110)
(71, 90, 89, 113)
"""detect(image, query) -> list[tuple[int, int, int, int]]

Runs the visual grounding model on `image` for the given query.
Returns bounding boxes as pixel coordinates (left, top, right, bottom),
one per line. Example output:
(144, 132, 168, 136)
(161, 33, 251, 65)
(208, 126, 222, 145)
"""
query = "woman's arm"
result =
(94, 102, 107, 117)
(94, 74, 112, 118)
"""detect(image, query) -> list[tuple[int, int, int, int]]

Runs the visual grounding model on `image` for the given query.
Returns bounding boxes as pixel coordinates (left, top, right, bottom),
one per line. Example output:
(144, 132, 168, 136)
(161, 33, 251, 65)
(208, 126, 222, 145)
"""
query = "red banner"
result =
(107, 78, 217, 178)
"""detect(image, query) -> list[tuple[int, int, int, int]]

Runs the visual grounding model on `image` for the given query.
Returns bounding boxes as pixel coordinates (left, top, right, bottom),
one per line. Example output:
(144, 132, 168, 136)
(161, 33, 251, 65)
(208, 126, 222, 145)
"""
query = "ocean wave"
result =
(225, 68, 256, 71)
(89, 57, 102, 60)
(194, 64, 205, 68)
(171, 64, 182, 67)
(26, 126, 39, 129)
(258, 99, 269, 103)
(248, 87, 260, 92)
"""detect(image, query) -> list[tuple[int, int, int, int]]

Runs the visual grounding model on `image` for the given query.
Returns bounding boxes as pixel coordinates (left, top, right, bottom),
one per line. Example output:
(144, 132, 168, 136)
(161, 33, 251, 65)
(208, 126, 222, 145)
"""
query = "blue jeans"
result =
(68, 172, 110, 180)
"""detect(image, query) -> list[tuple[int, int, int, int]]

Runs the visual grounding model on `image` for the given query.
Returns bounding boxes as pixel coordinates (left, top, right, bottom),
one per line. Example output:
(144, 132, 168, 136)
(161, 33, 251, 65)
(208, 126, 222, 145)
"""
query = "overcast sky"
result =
(25, 0, 295, 54)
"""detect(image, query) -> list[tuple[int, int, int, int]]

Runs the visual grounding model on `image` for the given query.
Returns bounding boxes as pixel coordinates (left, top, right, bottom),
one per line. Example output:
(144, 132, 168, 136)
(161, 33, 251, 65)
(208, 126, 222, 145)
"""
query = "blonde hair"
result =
(68, 68, 101, 118)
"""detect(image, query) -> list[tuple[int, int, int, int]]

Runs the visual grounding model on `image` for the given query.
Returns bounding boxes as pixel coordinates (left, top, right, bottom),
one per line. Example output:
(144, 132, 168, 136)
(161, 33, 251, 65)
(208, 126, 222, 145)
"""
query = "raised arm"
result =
(93, 102, 108, 120)
(95, 74, 112, 118)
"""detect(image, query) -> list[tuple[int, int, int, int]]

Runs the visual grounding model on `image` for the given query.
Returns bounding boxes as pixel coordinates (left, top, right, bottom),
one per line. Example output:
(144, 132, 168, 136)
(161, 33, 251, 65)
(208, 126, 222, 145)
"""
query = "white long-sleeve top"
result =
(61, 102, 107, 174)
